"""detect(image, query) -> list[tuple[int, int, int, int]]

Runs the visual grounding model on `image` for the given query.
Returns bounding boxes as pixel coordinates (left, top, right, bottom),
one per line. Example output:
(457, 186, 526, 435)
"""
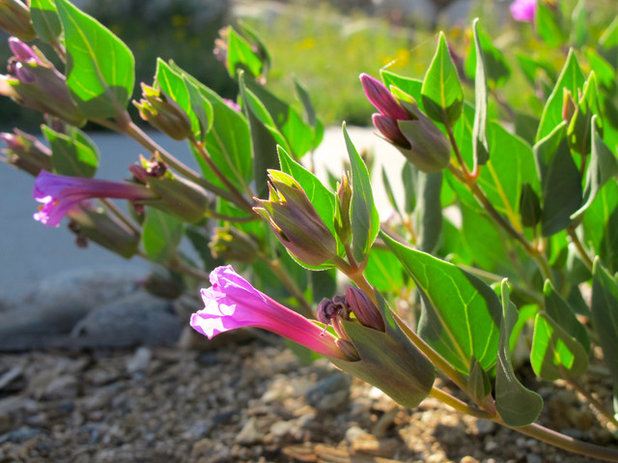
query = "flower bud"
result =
(209, 226, 260, 263)
(1, 129, 51, 176)
(335, 172, 352, 247)
(519, 183, 541, 228)
(134, 83, 192, 140)
(0, 1, 36, 42)
(254, 170, 338, 267)
(345, 286, 385, 332)
(561, 89, 576, 124)
(0, 37, 86, 126)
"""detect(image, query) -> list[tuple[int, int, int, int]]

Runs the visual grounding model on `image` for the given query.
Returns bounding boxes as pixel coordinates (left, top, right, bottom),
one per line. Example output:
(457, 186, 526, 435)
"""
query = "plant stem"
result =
(205, 210, 256, 223)
(567, 225, 594, 271)
(262, 257, 314, 319)
(565, 375, 618, 428)
(445, 122, 474, 180)
(98, 198, 140, 234)
(501, 420, 618, 462)
(429, 387, 492, 419)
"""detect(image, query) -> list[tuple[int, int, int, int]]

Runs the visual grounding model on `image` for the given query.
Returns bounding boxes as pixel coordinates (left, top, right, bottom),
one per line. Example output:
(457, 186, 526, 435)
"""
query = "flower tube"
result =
(33, 171, 157, 227)
(191, 265, 354, 360)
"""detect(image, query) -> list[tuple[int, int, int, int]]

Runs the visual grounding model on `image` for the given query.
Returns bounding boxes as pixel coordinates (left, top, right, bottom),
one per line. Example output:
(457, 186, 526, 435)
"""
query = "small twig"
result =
(567, 225, 594, 271)
(98, 198, 139, 234)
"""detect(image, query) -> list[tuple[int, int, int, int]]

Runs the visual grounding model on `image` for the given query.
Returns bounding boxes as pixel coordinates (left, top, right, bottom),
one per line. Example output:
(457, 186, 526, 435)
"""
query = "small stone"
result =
(484, 441, 498, 452)
(475, 419, 495, 435)
(270, 420, 294, 438)
(126, 347, 151, 376)
(526, 454, 542, 463)
(235, 417, 263, 445)
(461, 457, 479, 463)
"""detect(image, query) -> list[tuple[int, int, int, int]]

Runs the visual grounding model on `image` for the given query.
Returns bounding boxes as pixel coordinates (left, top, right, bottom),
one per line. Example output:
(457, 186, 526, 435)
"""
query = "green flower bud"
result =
(134, 83, 192, 141)
(209, 226, 260, 263)
(0, 1, 36, 42)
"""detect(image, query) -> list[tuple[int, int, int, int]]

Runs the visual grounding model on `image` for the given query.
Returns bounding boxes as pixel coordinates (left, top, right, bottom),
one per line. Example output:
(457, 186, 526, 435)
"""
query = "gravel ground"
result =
(0, 335, 615, 463)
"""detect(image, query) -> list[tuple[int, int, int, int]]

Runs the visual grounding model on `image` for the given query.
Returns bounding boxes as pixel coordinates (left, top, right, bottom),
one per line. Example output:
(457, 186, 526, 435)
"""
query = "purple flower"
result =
(510, 0, 537, 23)
(33, 171, 157, 227)
(191, 266, 351, 360)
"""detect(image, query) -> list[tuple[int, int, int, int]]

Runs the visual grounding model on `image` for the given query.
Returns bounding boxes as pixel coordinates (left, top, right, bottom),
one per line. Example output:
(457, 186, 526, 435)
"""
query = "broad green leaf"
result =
(468, 357, 491, 403)
(344, 123, 379, 264)
(543, 280, 590, 352)
(465, 21, 511, 89)
(226, 26, 264, 79)
(183, 75, 214, 142)
(421, 32, 464, 125)
(570, 0, 588, 47)
(583, 181, 618, 273)
(535, 1, 566, 47)
(471, 19, 490, 168)
(571, 116, 618, 221)
(154, 59, 199, 136)
(310, 268, 337, 302)
(599, 16, 618, 65)
(533, 122, 582, 236)
(30, 0, 62, 44)
(495, 280, 543, 427)
(141, 208, 184, 264)
(331, 292, 434, 408)
(415, 171, 442, 253)
(536, 50, 585, 141)
(382, 232, 502, 373)
(56, 0, 134, 118)
(277, 146, 337, 239)
(591, 259, 618, 414)
(519, 183, 542, 228)
(515, 54, 556, 93)
(584, 49, 616, 91)
(365, 248, 405, 293)
(43, 125, 98, 178)
(567, 73, 601, 156)
(530, 312, 589, 380)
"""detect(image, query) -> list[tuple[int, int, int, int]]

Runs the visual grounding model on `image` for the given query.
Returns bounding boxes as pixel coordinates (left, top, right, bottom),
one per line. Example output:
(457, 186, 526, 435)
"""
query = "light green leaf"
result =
(30, 0, 62, 44)
(535, 1, 566, 47)
(543, 280, 590, 353)
(365, 248, 405, 293)
(471, 18, 489, 167)
(415, 171, 442, 253)
(382, 232, 502, 374)
(380, 70, 424, 112)
(464, 21, 511, 88)
(154, 59, 199, 136)
(495, 280, 543, 427)
(141, 208, 184, 264)
(43, 125, 98, 178)
(56, 0, 134, 118)
(536, 50, 585, 141)
(344, 123, 379, 264)
(421, 32, 464, 125)
(226, 26, 264, 79)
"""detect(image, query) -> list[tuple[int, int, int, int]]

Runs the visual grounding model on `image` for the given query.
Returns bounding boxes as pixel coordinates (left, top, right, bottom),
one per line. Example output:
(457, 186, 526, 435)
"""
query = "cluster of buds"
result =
(253, 170, 339, 267)
(0, 0, 35, 42)
(360, 73, 451, 173)
(317, 287, 385, 335)
(134, 83, 192, 141)
(1, 129, 51, 176)
(0, 37, 86, 126)
(130, 154, 210, 223)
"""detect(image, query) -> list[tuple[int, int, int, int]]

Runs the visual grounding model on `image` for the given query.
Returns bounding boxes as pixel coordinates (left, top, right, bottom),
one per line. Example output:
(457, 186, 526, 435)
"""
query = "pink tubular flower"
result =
(190, 266, 351, 360)
(510, 0, 537, 23)
(33, 171, 157, 227)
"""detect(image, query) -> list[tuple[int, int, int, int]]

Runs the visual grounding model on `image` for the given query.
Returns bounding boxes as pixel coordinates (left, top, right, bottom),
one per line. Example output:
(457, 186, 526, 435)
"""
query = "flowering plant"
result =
(1, 0, 617, 460)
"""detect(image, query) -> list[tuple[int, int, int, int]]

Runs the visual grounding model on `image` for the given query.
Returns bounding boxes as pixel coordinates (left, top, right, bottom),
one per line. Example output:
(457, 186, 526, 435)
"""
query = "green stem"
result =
(445, 122, 474, 179)
(501, 420, 618, 462)
(205, 210, 256, 223)
(567, 225, 594, 271)
(429, 387, 492, 419)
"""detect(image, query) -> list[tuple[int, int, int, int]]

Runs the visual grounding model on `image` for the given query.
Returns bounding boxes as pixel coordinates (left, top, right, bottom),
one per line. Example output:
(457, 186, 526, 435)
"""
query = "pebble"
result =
(526, 454, 543, 463)
(475, 419, 495, 435)
(235, 417, 263, 445)
(126, 347, 152, 376)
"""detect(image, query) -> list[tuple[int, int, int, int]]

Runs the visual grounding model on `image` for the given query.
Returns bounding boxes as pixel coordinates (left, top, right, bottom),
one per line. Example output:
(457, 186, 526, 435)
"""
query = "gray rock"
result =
(0, 267, 141, 350)
(71, 291, 182, 348)
(305, 372, 352, 411)
(526, 454, 543, 463)
(126, 347, 152, 376)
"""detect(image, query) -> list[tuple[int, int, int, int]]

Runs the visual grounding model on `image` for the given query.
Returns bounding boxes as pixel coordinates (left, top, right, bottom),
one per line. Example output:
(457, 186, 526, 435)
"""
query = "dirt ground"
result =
(0, 335, 615, 463)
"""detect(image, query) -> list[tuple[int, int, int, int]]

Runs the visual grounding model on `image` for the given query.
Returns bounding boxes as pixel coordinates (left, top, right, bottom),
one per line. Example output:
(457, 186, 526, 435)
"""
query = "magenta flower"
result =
(190, 266, 351, 360)
(510, 0, 537, 23)
(33, 171, 157, 227)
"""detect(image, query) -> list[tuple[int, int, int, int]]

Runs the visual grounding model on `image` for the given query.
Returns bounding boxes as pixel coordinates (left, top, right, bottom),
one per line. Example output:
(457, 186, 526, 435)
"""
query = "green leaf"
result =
(535, 1, 566, 47)
(571, 116, 618, 221)
(344, 123, 379, 264)
(141, 208, 184, 264)
(183, 75, 214, 143)
(468, 357, 492, 403)
(56, 0, 134, 119)
(380, 70, 424, 111)
(530, 312, 589, 380)
(570, 0, 588, 47)
(382, 232, 502, 374)
(310, 268, 337, 302)
(583, 181, 618, 273)
(543, 280, 590, 353)
(533, 122, 582, 236)
(495, 280, 543, 427)
(415, 171, 442, 253)
(226, 26, 264, 79)
(402, 162, 417, 214)
(185, 226, 222, 271)
(464, 21, 511, 89)
(331, 292, 434, 408)
(470, 19, 490, 168)
(30, 0, 62, 44)
(421, 32, 464, 125)
(536, 50, 585, 141)
(365, 248, 405, 293)
(591, 258, 618, 414)
(154, 59, 199, 136)
(43, 125, 98, 178)
(277, 145, 337, 239)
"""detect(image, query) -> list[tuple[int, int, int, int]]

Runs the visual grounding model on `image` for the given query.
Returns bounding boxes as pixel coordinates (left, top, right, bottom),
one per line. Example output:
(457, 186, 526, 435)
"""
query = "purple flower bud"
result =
(510, 0, 537, 23)
(134, 84, 192, 140)
(8, 37, 41, 64)
(360, 73, 410, 121)
(0, 2, 36, 42)
(345, 286, 385, 332)
(14, 61, 34, 84)
(372, 113, 411, 149)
